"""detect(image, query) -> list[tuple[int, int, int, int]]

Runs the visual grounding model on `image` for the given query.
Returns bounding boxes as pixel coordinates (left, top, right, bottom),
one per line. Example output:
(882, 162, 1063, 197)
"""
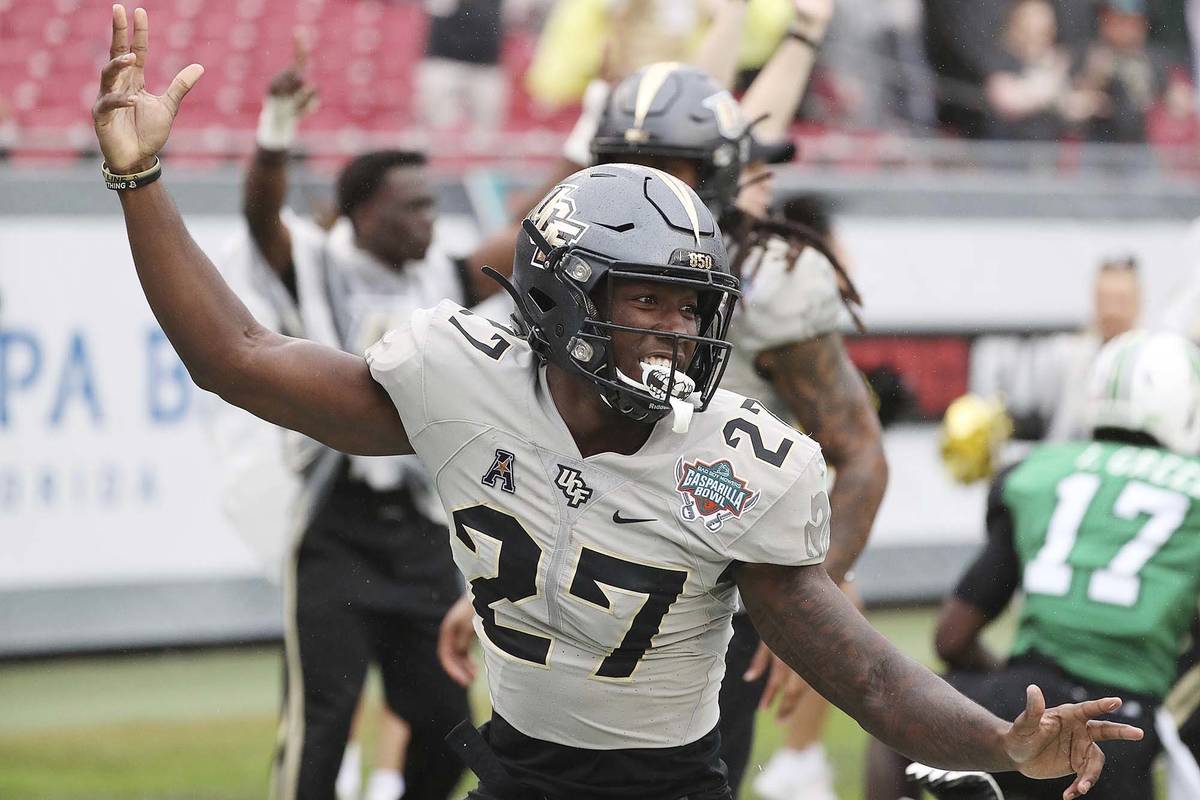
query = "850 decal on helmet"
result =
(488, 164, 741, 432)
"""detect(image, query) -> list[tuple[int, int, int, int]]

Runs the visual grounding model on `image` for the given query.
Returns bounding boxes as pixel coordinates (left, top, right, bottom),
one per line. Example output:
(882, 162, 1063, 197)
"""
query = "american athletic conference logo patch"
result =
(675, 457, 760, 532)
(481, 449, 517, 493)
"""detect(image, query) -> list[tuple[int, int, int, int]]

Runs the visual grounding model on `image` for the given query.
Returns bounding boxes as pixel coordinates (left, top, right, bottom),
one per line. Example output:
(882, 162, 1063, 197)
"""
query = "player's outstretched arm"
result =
(242, 29, 317, 277)
(738, 0, 832, 146)
(690, 0, 749, 90)
(760, 333, 886, 584)
(737, 563, 1143, 800)
(94, 6, 411, 457)
(934, 597, 1003, 673)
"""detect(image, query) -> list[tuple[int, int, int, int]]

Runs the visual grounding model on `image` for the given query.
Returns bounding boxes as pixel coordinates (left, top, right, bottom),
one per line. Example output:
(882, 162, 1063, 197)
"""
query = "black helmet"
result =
(491, 164, 740, 429)
(591, 63, 749, 218)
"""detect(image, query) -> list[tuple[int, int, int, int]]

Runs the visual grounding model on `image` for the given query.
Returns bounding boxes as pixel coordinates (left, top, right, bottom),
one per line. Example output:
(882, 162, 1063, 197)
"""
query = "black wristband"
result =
(787, 26, 823, 50)
(102, 157, 162, 191)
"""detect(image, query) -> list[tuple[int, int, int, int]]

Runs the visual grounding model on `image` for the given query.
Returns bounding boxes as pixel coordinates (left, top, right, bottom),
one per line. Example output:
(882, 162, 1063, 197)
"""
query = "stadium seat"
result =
(0, 0, 583, 165)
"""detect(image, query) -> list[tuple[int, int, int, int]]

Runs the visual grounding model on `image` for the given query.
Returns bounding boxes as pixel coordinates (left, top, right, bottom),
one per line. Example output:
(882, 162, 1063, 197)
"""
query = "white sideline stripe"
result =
(271, 535, 305, 800)
(1157, 707, 1200, 800)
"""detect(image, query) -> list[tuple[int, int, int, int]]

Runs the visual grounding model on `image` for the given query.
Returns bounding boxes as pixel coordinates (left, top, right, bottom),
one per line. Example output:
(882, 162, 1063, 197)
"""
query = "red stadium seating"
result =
(0, 0, 562, 165)
(2, 0, 1195, 172)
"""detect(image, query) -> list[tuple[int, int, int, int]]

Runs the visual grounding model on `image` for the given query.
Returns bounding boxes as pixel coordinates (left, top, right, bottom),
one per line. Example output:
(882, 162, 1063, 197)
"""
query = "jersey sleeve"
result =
(280, 207, 328, 257)
(734, 240, 850, 354)
(953, 464, 1021, 619)
(724, 448, 831, 567)
(364, 304, 437, 438)
(366, 300, 527, 458)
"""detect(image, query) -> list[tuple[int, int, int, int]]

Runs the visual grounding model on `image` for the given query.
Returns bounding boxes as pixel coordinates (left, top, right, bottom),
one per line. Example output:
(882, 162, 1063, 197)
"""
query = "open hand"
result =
(1003, 685, 1143, 799)
(437, 594, 479, 687)
(93, 5, 203, 174)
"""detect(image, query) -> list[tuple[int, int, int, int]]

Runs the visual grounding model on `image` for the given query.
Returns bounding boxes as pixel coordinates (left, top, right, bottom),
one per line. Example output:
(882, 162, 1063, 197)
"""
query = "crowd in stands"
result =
(1, 0, 1199, 164)
(917, 0, 1196, 144)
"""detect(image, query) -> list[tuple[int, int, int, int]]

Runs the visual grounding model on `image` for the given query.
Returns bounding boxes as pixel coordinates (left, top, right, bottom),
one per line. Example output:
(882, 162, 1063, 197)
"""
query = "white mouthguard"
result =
(616, 360, 700, 433)
(668, 396, 695, 434)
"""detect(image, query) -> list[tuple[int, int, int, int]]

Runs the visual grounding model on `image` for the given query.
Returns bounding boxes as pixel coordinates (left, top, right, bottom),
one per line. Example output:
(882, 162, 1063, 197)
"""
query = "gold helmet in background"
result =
(940, 394, 1013, 484)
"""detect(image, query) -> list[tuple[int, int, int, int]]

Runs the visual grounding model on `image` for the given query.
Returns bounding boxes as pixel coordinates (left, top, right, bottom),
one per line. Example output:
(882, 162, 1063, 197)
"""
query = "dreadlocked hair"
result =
(720, 207, 865, 333)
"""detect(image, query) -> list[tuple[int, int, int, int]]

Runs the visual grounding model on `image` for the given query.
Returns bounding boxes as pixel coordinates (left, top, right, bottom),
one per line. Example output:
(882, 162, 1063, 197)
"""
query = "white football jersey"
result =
(721, 236, 850, 421)
(366, 301, 830, 751)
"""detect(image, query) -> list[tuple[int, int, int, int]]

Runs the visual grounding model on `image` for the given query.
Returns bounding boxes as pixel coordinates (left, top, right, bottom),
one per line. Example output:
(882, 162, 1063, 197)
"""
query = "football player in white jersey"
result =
(585, 58, 885, 794)
(93, 7, 1142, 798)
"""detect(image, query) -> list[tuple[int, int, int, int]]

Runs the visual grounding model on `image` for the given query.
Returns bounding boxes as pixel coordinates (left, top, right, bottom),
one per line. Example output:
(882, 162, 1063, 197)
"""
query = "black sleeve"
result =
(953, 464, 1021, 620)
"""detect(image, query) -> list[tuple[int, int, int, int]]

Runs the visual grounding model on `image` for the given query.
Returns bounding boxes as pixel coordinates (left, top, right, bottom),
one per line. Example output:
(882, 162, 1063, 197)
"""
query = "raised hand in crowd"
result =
(258, 28, 318, 152)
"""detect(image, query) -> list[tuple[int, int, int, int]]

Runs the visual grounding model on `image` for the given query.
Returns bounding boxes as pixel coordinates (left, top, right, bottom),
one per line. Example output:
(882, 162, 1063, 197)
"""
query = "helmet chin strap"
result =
(616, 361, 700, 434)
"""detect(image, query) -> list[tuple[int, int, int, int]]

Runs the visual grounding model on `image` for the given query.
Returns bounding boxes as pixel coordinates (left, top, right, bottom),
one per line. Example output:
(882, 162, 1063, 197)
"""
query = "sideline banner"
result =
(0, 216, 263, 591)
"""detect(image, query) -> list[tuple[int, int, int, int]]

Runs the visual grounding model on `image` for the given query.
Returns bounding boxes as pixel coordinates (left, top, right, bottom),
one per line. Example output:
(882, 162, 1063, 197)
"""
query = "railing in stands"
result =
(2, 124, 1199, 179)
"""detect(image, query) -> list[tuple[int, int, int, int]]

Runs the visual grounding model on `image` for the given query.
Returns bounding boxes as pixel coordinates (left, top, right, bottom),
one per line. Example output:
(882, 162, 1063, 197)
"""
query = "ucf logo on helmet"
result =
(528, 184, 589, 263)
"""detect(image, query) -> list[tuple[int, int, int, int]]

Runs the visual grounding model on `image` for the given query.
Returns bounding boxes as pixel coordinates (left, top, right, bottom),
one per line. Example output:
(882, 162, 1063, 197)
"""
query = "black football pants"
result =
(273, 566, 468, 800)
(464, 783, 734, 800)
(944, 657, 1160, 800)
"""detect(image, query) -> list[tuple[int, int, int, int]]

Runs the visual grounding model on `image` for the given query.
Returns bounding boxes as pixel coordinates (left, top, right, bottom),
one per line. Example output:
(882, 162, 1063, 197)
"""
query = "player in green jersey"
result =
(869, 329, 1200, 800)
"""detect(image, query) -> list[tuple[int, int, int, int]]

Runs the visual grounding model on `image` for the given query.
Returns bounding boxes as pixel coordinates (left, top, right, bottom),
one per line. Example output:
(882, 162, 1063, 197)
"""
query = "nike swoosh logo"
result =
(612, 511, 656, 525)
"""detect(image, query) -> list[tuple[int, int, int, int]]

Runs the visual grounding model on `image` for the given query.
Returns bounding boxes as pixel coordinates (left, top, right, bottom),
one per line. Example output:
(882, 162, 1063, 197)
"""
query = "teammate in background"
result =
(583, 5, 888, 793)
(243, 35, 474, 800)
(93, 7, 1143, 799)
(743, 195, 868, 800)
(868, 330, 1200, 800)
(336, 702, 412, 800)
(1162, 626, 1200, 799)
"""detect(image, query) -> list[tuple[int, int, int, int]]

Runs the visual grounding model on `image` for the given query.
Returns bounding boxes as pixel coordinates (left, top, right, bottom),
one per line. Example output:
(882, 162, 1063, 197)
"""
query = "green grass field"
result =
(0, 606, 1023, 799)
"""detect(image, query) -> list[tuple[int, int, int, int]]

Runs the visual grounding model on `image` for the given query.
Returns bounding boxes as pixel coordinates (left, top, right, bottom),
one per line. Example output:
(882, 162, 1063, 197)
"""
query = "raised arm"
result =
(759, 333, 886, 584)
(739, 0, 832, 144)
(93, 5, 410, 457)
(242, 31, 317, 276)
(736, 562, 1142, 798)
(690, 0, 750, 91)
